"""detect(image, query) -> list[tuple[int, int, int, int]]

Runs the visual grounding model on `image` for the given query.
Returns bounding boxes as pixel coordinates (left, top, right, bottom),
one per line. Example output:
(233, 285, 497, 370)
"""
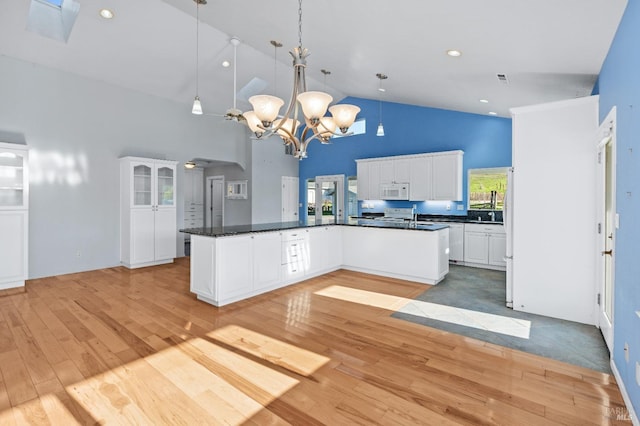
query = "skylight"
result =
(27, 0, 80, 43)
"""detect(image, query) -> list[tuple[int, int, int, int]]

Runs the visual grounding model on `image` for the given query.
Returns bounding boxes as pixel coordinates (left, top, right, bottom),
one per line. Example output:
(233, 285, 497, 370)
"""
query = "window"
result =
(468, 167, 508, 210)
(226, 180, 247, 199)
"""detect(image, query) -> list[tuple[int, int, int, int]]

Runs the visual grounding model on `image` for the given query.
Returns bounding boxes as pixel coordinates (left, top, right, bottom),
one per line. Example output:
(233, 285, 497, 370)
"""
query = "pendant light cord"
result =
(195, 1, 200, 97)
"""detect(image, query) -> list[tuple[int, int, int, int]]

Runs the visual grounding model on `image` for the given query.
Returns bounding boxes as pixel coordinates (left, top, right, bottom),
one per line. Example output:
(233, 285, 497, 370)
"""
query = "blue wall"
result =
(597, 0, 639, 414)
(299, 97, 512, 219)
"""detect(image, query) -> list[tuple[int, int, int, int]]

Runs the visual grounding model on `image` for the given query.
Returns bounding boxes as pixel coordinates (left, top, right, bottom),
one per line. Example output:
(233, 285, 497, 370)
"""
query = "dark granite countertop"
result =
(356, 214, 504, 225)
(180, 220, 448, 238)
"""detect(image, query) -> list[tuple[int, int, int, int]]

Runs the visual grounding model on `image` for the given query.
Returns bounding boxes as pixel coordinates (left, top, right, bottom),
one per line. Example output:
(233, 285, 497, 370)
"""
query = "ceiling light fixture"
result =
(446, 49, 462, 57)
(479, 99, 489, 103)
(99, 9, 114, 19)
(242, 0, 360, 159)
(488, 111, 497, 116)
(376, 73, 387, 137)
(185, 161, 197, 169)
(191, 0, 203, 115)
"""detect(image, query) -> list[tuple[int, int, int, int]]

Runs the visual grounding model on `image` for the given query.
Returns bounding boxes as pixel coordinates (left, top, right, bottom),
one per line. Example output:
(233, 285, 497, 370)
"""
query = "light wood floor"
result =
(0, 258, 630, 425)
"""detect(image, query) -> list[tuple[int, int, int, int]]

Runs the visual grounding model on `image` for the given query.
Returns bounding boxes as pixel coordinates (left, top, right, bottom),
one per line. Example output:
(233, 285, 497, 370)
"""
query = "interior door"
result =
(281, 176, 299, 222)
(206, 176, 224, 227)
(596, 107, 616, 353)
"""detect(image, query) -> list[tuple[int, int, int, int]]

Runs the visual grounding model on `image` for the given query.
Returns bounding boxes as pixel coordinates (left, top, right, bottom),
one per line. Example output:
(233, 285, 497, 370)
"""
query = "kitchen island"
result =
(182, 221, 449, 307)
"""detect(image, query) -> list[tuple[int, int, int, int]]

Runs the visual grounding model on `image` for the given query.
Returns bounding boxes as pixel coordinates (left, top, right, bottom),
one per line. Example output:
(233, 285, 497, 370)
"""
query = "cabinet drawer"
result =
(282, 240, 306, 264)
(282, 263, 305, 280)
(186, 212, 204, 220)
(464, 223, 505, 234)
(281, 230, 306, 242)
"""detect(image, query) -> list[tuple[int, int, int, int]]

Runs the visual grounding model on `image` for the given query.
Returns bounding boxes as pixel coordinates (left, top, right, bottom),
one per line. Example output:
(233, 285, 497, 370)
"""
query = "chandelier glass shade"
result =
(242, 0, 360, 159)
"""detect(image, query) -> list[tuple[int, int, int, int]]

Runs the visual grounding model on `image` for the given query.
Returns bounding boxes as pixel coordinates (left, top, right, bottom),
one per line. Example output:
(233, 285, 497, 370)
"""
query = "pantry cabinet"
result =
(120, 156, 178, 268)
(0, 142, 29, 290)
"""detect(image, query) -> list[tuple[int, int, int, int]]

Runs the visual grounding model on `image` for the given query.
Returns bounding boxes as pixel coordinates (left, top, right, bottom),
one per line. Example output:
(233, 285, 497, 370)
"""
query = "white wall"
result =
(0, 56, 247, 279)
(510, 96, 599, 325)
(251, 138, 298, 224)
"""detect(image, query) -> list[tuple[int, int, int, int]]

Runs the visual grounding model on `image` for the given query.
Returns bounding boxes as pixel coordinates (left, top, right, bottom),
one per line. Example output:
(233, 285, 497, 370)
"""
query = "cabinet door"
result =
(307, 227, 329, 274)
(156, 163, 176, 208)
(253, 232, 282, 290)
(154, 208, 177, 261)
(448, 224, 464, 262)
(130, 209, 156, 264)
(131, 161, 154, 208)
(432, 153, 463, 201)
(368, 161, 381, 199)
(409, 156, 432, 201)
(356, 162, 370, 200)
(0, 211, 27, 286)
(464, 231, 489, 264)
(488, 233, 507, 266)
(394, 158, 411, 183)
(378, 160, 394, 184)
(217, 235, 253, 299)
(0, 146, 28, 209)
(326, 226, 343, 269)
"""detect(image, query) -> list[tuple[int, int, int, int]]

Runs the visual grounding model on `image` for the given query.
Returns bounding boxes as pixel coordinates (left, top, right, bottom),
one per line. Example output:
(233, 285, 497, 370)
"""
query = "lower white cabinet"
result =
(0, 211, 28, 290)
(463, 224, 506, 270)
(253, 232, 282, 291)
(433, 222, 464, 262)
(306, 226, 342, 275)
(342, 226, 449, 285)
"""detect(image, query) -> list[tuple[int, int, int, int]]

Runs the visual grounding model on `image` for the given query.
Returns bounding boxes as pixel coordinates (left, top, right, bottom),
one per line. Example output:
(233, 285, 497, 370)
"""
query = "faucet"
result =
(488, 211, 495, 222)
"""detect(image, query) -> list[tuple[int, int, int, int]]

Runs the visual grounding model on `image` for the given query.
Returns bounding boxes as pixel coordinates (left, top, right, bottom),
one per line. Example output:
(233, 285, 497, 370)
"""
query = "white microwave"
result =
(380, 183, 410, 200)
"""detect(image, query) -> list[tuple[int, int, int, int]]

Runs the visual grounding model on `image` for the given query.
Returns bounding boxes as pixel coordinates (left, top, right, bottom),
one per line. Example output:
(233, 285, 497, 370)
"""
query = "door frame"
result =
(596, 106, 616, 353)
(206, 175, 225, 227)
(315, 174, 345, 224)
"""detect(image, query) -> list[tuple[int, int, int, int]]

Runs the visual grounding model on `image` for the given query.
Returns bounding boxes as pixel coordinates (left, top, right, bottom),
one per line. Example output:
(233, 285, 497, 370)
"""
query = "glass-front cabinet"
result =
(127, 160, 176, 208)
(0, 143, 28, 209)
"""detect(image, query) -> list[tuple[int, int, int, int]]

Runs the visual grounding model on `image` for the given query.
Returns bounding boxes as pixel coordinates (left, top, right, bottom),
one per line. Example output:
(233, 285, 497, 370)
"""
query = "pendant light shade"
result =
(248, 95, 285, 127)
(192, 96, 203, 115)
(329, 104, 361, 133)
(376, 123, 385, 137)
(297, 91, 333, 122)
(376, 73, 387, 137)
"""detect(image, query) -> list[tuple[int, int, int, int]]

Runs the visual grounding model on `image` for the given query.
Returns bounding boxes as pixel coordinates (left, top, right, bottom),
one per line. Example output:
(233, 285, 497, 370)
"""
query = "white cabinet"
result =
(281, 229, 309, 281)
(434, 222, 464, 262)
(432, 152, 463, 201)
(463, 224, 506, 270)
(307, 226, 343, 275)
(120, 157, 178, 268)
(0, 142, 29, 291)
(357, 150, 463, 201)
(184, 168, 204, 239)
(218, 234, 253, 299)
(409, 156, 433, 201)
(253, 232, 282, 291)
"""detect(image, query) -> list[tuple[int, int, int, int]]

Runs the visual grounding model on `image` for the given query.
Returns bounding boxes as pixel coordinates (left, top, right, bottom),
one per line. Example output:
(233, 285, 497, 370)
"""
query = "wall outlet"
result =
(446, 204, 451, 211)
(624, 342, 630, 363)
(636, 362, 640, 386)
(457, 205, 464, 211)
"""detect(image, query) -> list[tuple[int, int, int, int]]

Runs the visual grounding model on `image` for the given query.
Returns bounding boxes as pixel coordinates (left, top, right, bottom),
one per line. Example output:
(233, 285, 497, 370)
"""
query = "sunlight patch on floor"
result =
(316, 285, 531, 339)
(65, 337, 300, 424)
(208, 325, 330, 377)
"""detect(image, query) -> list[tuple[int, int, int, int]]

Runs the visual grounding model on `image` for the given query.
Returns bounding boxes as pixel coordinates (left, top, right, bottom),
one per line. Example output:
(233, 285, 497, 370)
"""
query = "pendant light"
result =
(376, 73, 387, 137)
(191, 0, 203, 115)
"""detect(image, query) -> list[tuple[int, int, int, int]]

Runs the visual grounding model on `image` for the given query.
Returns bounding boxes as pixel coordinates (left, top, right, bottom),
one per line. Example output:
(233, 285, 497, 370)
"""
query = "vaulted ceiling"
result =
(0, 0, 628, 120)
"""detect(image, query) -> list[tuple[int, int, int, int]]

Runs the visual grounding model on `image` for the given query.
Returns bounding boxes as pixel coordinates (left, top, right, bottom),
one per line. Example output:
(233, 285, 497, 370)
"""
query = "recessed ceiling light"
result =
(488, 111, 497, 116)
(222, 60, 230, 68)
(99, 8, 114, 19)
(479, 99, 489, 103)
(446, 49, 462, 57)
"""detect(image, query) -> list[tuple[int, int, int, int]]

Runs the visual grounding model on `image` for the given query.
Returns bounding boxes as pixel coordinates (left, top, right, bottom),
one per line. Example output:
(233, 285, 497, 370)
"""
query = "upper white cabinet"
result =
(0, 142, 29, 290)
(120, 156, 178, 268)
(432, 152, 463, 201)
(356, 150, 463, 201)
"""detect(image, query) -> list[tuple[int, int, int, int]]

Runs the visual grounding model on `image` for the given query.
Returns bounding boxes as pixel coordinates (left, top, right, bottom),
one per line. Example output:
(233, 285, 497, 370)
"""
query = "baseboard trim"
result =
(610, 359, 639, 425)
(0, 286, 26, 297)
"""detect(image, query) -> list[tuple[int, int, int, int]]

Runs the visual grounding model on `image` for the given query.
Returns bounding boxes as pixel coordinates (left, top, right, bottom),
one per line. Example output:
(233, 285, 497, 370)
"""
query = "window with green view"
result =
(468, 167, 508, 210)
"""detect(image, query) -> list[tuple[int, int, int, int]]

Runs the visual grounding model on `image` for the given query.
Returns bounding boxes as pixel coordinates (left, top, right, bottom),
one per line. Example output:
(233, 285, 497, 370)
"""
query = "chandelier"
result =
(242, 0, 361, 159)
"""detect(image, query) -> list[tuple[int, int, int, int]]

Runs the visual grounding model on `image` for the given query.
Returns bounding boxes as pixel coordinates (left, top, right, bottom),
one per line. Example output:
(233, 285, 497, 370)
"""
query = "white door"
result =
(281, 176, 299, 222)
(315, 175, 345, 224)
(206, 176, 224, 227)
(596, 107, 616, 352)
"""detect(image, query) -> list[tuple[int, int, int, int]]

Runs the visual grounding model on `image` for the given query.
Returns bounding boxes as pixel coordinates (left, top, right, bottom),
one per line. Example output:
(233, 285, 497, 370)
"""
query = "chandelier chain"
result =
(195, 0, 199, 95)
(298, 0, 303, 48)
